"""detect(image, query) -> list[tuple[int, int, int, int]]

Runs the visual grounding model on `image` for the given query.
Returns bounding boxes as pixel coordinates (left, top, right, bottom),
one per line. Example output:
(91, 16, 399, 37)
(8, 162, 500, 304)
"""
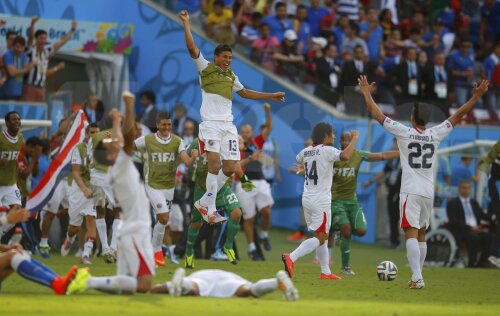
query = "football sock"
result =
(316, 242, 332, 275)
(341, 237, 351, 267)
(11, 252, 56, 288)
(152, 222, 167, 252)
(328, 246, 332, 259)
(250, 279, 277, 297)
(201, 172, 218, 208)
(110, 219, 121, 250)
(406, 238, 422, 281)
(224, 218, 240, 250)
(67, 232, 77, 243)
(82, 238, 94, 258)
(259, 230, 269, 239)
(166, 279, 194, 295)
(216, 169, 230, 191)
(87, 275, 137, 294)
(419, 242, 427, 271)
(96, 219, 109, 250)
(40, 238, 48, 246)
(186, 225, 199, 256)
(248, 242, 257, 252)
(290, 237, 320, 262)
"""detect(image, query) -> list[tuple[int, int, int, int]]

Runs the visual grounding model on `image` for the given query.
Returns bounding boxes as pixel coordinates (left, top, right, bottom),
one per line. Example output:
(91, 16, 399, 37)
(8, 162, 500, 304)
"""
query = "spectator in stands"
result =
(262, 2, 293, 42)
(83, 93, 104, 124)
(273, 30, 304, 83)
(332, 14, 349, 52)
(31, 139, 50, 191)
(480, 0, 500, 46)
(482, 43, 500, 116)
(389, 47, 423, 104)
(382, 30, 404, 70)
(233, 0, 253, 34)
(205, 0, 235, 45)
(336, 0, 359, 21)
(307, 0, 329, 37)
(448, 40, 475, 107)
(341, 20, 368, 57)
(417, 51, 429, 70)
(403, 27, 424, 52)
(293, 5, 311, 55)
(314, 44, 341, 106)
(423, 52, 454, 117)
(379, 8, 397, 40)
(240, 12, 263, 46)
(0, 36, 37, 101)
(139, 90, 158, 133)
(451, 155, 475, 187)
(22, 19, 77, 102)
(172, 103, 198, 137)
(447, 180, 492, 268)
(0, 30, 16, 56)
(360, 7, 383, 63)
(252, 23, 280, 72)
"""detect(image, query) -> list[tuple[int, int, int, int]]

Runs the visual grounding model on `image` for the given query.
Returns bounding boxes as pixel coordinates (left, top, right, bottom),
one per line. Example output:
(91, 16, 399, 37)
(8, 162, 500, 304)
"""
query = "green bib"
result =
(68, 142, 90, 187)
(332, 150, 370, 200)
(199, 62, 235, 100)
(0, 131, 24, 186)
(144, 133, 182, 189)
(89, 130, 111, 173)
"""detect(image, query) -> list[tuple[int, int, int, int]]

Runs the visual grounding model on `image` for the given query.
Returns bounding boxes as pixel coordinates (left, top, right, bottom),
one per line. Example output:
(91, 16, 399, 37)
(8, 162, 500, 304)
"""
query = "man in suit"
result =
(172, 103, 198, 137)
(314, 44, 341, 106)
(422, 52, 455, 119)
(140, 90, 158, 133)
(389, 47, 423, 105)
(447, 180, 492, 267)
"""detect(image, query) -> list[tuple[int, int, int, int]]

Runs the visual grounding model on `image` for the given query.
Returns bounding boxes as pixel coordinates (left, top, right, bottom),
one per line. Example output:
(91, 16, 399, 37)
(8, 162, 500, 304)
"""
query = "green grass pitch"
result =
(1, 228, 499, 315)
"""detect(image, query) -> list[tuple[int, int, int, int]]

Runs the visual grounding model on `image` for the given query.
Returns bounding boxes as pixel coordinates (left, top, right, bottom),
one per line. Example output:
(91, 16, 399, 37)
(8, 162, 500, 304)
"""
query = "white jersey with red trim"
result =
(296, 145, 342, 206)
(382, 117, 453, 199)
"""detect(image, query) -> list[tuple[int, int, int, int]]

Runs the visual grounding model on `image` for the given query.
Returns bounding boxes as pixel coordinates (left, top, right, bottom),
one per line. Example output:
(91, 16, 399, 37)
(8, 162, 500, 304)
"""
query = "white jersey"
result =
(383, 117, 453, 199)
(109, 150, 151, 234)
(193, 52, 244, 122)
(296, 145, 342, 206)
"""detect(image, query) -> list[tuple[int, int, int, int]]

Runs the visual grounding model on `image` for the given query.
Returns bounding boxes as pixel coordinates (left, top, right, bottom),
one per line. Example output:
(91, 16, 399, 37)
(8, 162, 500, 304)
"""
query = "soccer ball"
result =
(377, 261, 398, 281)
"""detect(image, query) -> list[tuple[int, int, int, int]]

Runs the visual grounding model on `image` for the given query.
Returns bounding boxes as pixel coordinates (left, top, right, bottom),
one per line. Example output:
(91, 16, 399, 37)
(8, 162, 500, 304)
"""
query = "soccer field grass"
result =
(1, 229, 499, 316)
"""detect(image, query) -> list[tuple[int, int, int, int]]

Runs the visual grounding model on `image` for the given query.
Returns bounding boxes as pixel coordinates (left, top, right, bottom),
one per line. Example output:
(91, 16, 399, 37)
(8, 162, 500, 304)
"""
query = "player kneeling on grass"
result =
(67, 93, 155, 295)
(282, 123, 359, 280)
(151, 268, 298, 301)
(0, 208, 78, 294)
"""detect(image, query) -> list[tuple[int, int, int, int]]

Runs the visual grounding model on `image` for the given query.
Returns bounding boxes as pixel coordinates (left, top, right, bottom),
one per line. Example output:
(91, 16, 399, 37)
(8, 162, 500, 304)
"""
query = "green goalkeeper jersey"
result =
(332, 149, 370, 200)
(89, 129, 111, 173)
(0, 130, 23, 186)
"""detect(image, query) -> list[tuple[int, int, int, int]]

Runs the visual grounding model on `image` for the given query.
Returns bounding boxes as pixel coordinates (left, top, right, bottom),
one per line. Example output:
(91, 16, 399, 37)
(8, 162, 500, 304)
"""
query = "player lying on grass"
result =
(67, 92, 155, 295)
(282, 123, 359, 280)
(0, 208, 77, 294)
(151, 268, 298, 301)
(359, 74, 489, 289)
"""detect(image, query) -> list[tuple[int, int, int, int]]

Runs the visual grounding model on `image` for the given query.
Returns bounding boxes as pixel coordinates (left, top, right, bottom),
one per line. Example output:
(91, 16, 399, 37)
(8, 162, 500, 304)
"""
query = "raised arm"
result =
(237, 89, 285, 102)
(46, 62, 65, 77)
(366, 150, 400, 162)
(122, 92, 136, 155)
(179, 11, 200, 59)
(27, 16, 39, 47)
(358, 75, 386, 124)
(448, 80, 489, 126)
(179, 149, 199, 167)
(53, 21, 77, 52)
(261, 103, 272, 140)
(339, 130, 359, 161)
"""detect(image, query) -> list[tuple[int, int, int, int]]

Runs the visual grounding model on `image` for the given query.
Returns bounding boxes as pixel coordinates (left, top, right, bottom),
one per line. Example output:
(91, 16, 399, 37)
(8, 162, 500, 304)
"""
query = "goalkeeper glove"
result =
(240, 174, 256, 192)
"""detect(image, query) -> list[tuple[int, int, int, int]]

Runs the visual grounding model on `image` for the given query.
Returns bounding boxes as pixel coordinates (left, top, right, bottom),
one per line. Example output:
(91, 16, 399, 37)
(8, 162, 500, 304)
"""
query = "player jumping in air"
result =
(179, 10, 285, 224)
(68, 92, 155, 295)
(359, 75, 489, 289)
(282, 123, 359, 280)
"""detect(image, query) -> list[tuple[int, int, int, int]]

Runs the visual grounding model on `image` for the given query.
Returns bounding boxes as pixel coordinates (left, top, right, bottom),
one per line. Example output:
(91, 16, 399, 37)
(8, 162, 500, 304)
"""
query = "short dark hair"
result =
(13, 36, 26, 47)
(94, 140, 112, 166)
(214, 44, 232, 56)
(156, 111, 171, 123)
(405, 46, 417, 57)
(213, 0, 224, 8)
(26, 136, 42, 147)
(275, 2, 286, 11)
(348, 20, 359, 33)
(40, 139, 51, 154)
(412, 103, 431, 126)
(311, 122, 333, 145)
(86, 122, 99, 134)
(354, 44, 364, 53)
(297, 4, 307, 11)
(260, 23, 270, 30)
(251, 12, 263, 22)
(4, 111, 20, 123)
(140, 90, 156, 104)
(34, 29, 47, 38)
(6, 30, 17, 40)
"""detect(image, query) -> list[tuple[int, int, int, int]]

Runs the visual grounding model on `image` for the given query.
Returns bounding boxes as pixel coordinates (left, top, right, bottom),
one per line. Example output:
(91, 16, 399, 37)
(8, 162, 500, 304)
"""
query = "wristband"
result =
(0, 214, 8, 226)
(241, 174, 250, 183)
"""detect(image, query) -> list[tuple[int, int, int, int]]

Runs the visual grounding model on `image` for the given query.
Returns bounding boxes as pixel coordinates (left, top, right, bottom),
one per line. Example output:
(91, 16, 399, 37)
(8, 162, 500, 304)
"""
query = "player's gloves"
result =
(240, 174, 256, 192)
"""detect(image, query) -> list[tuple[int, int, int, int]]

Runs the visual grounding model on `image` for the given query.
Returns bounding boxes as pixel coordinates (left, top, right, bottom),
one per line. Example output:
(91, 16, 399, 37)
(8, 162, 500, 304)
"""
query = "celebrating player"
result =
(134, 111, 198, 267)
(331, 132, 399, 275)
(282, 123, 359, 280)
(359, 75, 489, 289)
(151, 267, 298, 301)
(179, 10, 285, 224)
(68, 92, 155, 295)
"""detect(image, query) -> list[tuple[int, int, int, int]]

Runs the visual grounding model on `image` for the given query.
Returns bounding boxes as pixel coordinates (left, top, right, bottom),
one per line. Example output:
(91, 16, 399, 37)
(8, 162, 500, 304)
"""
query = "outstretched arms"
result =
(366, 150, 400, 162)
(339, 130, 360, 161)
(179, 11, 200, 59)
(447, 80, 488, 126)
(358, 75, 385, 124)
(237, 89, 285, 102)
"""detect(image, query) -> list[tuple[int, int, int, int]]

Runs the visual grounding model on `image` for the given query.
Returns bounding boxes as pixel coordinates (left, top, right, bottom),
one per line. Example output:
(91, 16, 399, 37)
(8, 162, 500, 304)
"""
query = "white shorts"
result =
(303, 198, 331, 233)
(399, 193, 433, 229)
(168, 203, 184, 232)
(145, 185, 173, 215)
(235, 179, 274, 220)
(0, 184, 21, 207)
(44, 181, 69, 213)
(186, 269, 251, 297)
(90, 172, 118, 208)
(68, 182, 96, 226)
(199, 121, 239, 161)
(117, 228, 155, 278)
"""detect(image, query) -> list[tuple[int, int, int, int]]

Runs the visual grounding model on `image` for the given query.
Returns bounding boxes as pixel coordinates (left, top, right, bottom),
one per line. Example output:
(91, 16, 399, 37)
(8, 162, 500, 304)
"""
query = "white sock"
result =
(82, 239, 94, 258)
(87, 275, 137, 294)
(406, 238, 422, 281)
(419, 242, 427, 271)
(168, 245, 176, 255)
(248, 242, 256, 252)
(250, 279, 278, 297)
(166, 278, 194, 295)
(10, 251, 31, 270)
(96, 219, 109, 251)
(152, 222, 167, 252)
(216, 169, 230, 191)
(290, 237, 320, 262)
(259, 231, 269, 239)
(200, 172, 217, 208)
(316, 242, 332, 275)
(110, 219, 121, 251)
(40, 238, 48, 246)
(328, 247, 332, 259)
(67, 232, 77, 243)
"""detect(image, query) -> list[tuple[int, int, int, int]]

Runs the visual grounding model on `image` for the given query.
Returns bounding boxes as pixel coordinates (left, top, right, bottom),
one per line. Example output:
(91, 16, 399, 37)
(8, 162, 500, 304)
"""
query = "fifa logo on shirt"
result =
(0, 151, 20, 161)
(151, 152, 176, 162)
(333, 167, 355, 177)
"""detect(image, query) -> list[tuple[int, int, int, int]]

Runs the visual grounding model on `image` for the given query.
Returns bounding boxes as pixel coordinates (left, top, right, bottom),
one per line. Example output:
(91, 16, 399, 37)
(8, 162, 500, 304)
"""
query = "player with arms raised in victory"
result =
(282, 123, 359, 280)
(179, 10, 285, 224)
(359, 75, 489, 289)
